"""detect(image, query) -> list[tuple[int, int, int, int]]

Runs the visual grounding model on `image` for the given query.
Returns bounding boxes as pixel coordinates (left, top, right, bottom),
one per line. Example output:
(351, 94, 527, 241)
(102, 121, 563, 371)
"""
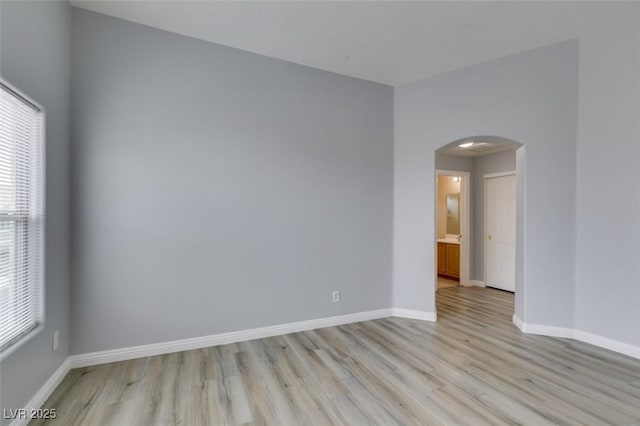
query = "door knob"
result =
(488, 235, 492, 240)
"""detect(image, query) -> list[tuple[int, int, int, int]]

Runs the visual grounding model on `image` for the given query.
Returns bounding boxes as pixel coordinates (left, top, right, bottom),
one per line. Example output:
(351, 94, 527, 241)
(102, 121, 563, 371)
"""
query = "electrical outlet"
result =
(332, 290, 340, 303)
(52, 330, 59, 352)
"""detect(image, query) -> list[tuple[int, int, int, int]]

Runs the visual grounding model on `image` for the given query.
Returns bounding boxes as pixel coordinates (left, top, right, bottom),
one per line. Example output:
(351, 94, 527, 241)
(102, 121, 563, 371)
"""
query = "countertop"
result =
(437, 238, 460, 245)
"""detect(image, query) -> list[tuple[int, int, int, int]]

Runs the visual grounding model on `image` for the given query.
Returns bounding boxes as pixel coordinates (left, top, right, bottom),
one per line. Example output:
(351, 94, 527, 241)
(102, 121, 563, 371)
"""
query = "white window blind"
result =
(0, 82, 44, 354)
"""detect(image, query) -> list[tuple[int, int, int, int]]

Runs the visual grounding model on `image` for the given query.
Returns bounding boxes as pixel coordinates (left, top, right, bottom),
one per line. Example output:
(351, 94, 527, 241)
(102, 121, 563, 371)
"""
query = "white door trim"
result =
(484, 171, 516, 291)
(435, 169, 470, 291)
(484, 170, 516, 179)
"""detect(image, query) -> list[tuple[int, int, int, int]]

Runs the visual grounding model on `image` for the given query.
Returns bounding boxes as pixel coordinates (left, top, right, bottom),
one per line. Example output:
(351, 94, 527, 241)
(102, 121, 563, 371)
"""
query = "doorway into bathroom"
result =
(435, 170, 470, 289)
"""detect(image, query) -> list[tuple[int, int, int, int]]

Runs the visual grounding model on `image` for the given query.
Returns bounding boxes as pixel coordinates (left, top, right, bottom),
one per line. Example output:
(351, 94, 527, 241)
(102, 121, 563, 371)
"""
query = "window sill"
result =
(0, 324, 45, 362)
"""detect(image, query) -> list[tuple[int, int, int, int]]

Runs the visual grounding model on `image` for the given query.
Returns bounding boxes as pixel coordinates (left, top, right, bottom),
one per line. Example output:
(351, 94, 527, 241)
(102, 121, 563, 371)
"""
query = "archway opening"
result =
(433, 136, 525, 322)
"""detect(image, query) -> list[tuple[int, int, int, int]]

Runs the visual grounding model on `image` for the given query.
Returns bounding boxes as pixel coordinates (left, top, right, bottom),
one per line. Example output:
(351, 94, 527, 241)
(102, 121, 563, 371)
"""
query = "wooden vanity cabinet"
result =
(437, 242, 460, 280)
(437, 243, 446, 274)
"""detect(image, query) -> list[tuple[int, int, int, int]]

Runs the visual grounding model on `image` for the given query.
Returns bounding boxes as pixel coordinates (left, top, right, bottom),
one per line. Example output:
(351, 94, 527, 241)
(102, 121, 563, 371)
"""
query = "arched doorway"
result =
(433, 136, 524, 320)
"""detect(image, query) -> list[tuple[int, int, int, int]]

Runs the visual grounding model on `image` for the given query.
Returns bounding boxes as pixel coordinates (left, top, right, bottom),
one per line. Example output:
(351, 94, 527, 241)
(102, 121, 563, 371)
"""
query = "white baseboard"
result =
(519, 319, 573, 338)
(512, 314, 640, 360)
(512, 314, 574, 338)
(573, 330, 640, 360)
(467, 280, 485, 287)
(9, 358, 70, 426)
(523, 323, 574, 338)
(391, 308, 437, 322)
(512, 314, 524, 331)
(69, 308, 393, 368)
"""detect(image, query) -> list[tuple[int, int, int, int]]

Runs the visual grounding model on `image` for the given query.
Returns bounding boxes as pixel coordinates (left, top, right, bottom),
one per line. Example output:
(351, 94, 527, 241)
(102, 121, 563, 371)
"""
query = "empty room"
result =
(1, 0, 639, 425)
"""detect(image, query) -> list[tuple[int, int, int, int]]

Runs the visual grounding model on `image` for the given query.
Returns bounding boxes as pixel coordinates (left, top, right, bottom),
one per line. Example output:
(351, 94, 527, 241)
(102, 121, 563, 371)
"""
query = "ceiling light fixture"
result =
(458, 141, 474, 148)
(453, 176, 460, 183)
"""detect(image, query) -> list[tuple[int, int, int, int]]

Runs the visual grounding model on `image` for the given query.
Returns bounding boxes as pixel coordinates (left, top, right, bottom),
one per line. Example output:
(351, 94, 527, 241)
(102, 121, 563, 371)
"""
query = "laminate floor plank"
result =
(31, 287, 640, 425)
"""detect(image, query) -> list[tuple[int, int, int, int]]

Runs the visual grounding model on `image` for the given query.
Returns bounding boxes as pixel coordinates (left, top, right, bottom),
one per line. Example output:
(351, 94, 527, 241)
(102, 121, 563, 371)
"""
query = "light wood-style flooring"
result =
(33, 287, 640, 425)
(437, 276, 459, 289)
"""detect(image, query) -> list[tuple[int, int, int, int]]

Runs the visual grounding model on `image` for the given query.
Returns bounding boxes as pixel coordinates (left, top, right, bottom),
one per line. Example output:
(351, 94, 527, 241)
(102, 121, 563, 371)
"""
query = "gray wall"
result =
(70, 9, 393, 354)
(575, 6, 640, 346)
(394, 41, 578, 326)
(435, 153, 474, 174)
(472, 150, 516, 282)
(0, 1, 70, 422)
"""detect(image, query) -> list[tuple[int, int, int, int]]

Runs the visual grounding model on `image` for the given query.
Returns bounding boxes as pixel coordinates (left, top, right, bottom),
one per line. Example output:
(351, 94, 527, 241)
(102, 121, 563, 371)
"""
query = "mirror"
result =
(446, 193, 460, 235)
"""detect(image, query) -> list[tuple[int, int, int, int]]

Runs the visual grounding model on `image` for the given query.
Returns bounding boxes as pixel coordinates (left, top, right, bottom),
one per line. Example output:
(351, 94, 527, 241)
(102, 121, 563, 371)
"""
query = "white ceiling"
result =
(438, 136, 519, 157)
(440, 142, 511, 158)
(70, 1, 634, 86)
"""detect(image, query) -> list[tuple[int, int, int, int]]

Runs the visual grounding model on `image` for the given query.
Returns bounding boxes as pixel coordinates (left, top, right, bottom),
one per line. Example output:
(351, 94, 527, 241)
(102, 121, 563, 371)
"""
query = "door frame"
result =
(484, 170, 516, 290)
(435, 169, 470, 288)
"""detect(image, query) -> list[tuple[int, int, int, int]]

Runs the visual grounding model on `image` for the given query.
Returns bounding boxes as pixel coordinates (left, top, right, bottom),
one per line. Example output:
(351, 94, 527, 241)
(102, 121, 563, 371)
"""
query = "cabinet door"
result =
(437, 243, 446, 274)
(445, 244, 460, 278)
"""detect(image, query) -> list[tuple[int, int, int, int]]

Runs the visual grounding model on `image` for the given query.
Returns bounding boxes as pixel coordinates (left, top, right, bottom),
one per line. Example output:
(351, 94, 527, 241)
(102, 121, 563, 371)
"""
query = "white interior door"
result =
(485, 174, 516, 292)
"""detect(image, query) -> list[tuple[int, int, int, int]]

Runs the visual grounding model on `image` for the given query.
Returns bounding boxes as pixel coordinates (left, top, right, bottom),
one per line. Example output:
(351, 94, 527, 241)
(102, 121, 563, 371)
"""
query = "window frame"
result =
(0, 79, 46, 361)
